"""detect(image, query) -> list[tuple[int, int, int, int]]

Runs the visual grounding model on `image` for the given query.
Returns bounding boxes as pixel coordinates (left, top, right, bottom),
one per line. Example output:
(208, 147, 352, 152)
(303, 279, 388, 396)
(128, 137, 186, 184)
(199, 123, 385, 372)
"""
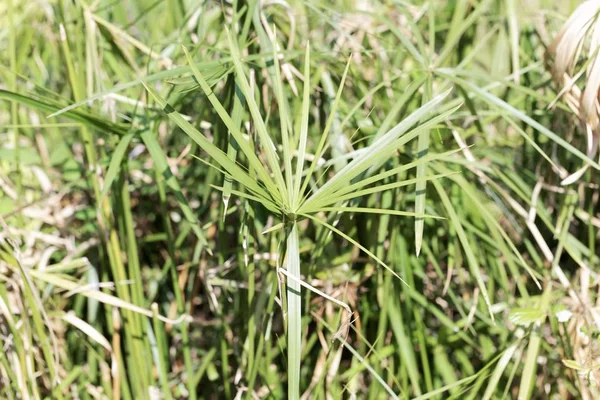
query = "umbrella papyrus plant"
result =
(548, 0, 600, 184)
(143, 29, 459, 398)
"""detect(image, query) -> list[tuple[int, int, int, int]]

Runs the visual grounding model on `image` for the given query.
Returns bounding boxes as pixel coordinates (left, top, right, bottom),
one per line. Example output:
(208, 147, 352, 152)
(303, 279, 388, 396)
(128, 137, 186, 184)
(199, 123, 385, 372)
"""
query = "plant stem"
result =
(286, 222, 301, 399)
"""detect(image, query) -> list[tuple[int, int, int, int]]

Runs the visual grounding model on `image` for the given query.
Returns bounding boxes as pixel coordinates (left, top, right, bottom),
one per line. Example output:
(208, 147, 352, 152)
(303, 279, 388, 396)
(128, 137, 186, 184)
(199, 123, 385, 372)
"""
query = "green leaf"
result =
(292, 42, 311, 209)
(0, 89, 128, 136)
(45, 51, 291, 118)
(181, 45, 282, 204)
(518, 285, 552, 400)
(432, 178, 494, 320)
(508, 308, 545, 327)
(308, 172, 457, 212)
(319, 206, 444, 220)
(482, 341, 520, 400)
(224, 28, 289, 207)
(302, 95, 458, 212)
(561, 359, 586, 371)
(140, 129, 209, 250)
(302, 213, 406, 285)
(415, 79, 434, 257)
(141, 81, 274, 205)
(99, 132, 134, 204)
(299, 56, 352, 203)
(438, 70, 600, 170)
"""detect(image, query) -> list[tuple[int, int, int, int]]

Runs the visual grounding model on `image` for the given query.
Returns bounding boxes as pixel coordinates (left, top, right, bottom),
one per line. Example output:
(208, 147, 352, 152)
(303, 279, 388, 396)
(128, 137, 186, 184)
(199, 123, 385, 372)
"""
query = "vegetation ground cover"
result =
(1, 0, 599, 399)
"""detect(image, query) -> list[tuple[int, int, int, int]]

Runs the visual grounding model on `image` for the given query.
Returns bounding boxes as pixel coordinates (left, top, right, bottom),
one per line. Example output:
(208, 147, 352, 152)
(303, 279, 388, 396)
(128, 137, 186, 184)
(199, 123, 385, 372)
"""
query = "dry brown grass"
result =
(548, 0, 600, 184)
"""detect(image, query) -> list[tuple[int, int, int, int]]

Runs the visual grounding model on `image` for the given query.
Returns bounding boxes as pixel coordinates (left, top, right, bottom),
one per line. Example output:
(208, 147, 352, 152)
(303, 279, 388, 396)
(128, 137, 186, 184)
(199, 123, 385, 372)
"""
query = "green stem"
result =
(9, 0, 21, 200)
(286, 222, 301, 399)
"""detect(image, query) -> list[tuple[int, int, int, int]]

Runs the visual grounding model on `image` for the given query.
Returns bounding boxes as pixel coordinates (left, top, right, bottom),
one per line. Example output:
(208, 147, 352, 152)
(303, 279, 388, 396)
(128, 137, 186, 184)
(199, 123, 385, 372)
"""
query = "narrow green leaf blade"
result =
(293, 42, 311, 209)
(140, 129, 209, 249)
(432, 179, 494, 320)
(141, 81, 273, 203)
(438, 70, 600, 169)
(302, 213, 407, 285)
(180, 46, 281, 202)
(224, 28, 289, 206)
(303, 90, 454, 211)
(99, 132, 134, 204)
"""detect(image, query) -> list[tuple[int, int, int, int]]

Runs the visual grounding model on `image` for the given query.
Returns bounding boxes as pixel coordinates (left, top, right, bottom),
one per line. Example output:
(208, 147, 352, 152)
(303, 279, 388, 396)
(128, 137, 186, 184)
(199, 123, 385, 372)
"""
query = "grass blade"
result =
(99, 132, 134, 204)
(299, 56, 352, 202)
(225, 28, 289, 206)
(432, 179, 494, 320)
(181, 45, 282, 203)
(302, 90, 454, 211)
(142, 81, 273, 203)
(140, 129, 209, 250)
(301, 213, 406, 285)
(415, 79, 433, 256)
(438, 70, 600, 169)
(293, 42, 311, 209)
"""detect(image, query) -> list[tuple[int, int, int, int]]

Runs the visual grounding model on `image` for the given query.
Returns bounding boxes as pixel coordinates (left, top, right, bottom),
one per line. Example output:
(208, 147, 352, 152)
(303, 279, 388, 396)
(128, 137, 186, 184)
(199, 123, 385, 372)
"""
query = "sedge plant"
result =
(142, 27, 459, 398)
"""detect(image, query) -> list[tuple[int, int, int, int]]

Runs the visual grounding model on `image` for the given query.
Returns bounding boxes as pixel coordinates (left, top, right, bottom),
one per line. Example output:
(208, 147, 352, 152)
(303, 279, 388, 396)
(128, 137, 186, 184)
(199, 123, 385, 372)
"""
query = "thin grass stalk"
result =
(415, 77, 432, 256)
(85, 267, 101, 397)
(221, 77, 243, 217)
(115, 165, 146, 306)
(24, 316, 40, 399)
(0, 284, 26, 393)
(60, 7, 152, 393)
(115, 166, 153, 386)
(59, 13, 145, 391)
(220, 333, 232, 398)
(111, 309, 122, 400)
(401, 234, 433, 392)
(152, 303, 173, 400)
(269, 34, 295, 201)
(8, 0, 20, 199)
(17, 269, 58, 383)
(286, 222, 301, 399)
(247, 270, 280, 391)
(372, 187, 394, 397)
(242, 205, 258, 381)
(150, 129, 196, 400)
(0, 350, 16, 398)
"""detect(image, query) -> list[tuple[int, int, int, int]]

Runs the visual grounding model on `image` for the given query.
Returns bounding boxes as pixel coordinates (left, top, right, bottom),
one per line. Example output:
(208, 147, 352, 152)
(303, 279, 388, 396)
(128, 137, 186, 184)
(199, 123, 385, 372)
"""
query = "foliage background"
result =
(0, 0, 599, 399)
